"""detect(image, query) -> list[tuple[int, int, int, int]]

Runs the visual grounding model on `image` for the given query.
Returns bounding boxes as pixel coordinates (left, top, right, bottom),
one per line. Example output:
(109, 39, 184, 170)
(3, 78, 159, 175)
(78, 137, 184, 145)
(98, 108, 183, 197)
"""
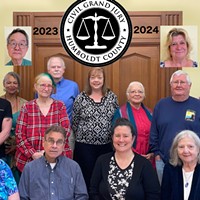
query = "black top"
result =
(161, 163, 200, 200)
(90, 152, 160, 200)
(0, 98, 12, 158)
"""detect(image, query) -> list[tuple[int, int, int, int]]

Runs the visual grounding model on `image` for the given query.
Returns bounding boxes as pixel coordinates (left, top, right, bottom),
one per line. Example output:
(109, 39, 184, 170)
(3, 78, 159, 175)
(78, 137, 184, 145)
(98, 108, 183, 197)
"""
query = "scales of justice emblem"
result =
(76, 12, 115, 49)
(60, 0, 132, 67)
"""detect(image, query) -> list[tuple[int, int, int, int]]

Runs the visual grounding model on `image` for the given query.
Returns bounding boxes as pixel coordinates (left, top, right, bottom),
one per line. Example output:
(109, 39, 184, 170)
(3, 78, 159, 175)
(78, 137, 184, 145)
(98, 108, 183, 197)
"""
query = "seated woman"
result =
(160, 27, 198, 68)
(0, 159, 20, 200)
(161, 130, 200, 200)
(90, 118, 160, 200)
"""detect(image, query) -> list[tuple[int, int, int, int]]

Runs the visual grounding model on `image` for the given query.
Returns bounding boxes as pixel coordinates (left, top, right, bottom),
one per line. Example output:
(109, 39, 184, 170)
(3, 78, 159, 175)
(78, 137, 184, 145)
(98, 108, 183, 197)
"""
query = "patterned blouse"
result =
(108, 156, 134, 200)
(72, 90, 118, 145)
(15, 99, 71, 172)
(0, 159, 18, 198)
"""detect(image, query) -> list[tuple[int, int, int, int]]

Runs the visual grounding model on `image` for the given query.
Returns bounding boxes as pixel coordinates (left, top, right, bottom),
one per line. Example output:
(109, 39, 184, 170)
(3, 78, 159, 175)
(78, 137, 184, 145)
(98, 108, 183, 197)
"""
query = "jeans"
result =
(155, 159, 165, 185)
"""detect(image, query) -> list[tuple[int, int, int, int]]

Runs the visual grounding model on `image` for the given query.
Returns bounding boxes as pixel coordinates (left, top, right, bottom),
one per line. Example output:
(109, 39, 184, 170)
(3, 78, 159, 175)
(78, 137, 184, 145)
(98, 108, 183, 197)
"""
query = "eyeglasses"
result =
(38, 84, 53, 90)
(8, 41, 27, 49)
(45, 138, 65, 147)
(171, 81, 187, 85)
(128, 90, 144, 94)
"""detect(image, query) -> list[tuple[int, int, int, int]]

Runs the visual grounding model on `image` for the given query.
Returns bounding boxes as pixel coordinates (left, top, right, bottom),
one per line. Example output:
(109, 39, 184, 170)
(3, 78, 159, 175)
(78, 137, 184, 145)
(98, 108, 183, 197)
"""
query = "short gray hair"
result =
(170, 70, 192, 85)
(47, 56, 66, 70)
(126, 81, 145, 96)
(169, 130, 200, 166)
(45, 125, 66, 140)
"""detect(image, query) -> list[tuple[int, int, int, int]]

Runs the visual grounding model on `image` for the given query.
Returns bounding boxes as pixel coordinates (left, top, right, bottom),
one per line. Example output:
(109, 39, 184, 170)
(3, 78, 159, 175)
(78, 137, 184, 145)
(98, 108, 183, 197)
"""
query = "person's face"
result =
(7, 32, 28, 62)
(43, 131, 65, 163)
(170, 74, 191, 99)
(35, 76, 53, 98)
(169, 35, 188, 60)
(112, 126, 134, 153)
(127, 84, 145, 105)
(177, 136, 199, 166)
(89, 71, 104, 91)
(47, 58, 65, 80)
(4, 75, 19, 95)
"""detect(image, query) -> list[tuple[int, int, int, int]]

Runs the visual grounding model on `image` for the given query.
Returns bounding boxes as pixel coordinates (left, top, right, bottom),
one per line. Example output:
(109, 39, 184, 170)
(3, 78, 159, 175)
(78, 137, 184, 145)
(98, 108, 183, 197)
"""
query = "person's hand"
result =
(155, 155, 161, 160)
(142, 153, 154, 160)
(5, 145, 16, 155)
(32, 150, 45, 160)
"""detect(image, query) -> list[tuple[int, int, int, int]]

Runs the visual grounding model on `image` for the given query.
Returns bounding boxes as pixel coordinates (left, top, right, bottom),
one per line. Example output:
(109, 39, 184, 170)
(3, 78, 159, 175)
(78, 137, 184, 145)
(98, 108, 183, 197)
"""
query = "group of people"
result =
(1, 54, 200, 199)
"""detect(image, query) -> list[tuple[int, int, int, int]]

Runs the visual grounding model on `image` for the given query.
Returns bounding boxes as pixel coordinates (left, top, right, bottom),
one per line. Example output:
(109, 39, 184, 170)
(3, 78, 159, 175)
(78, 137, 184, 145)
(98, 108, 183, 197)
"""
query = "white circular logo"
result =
(60, 0, 132, 67)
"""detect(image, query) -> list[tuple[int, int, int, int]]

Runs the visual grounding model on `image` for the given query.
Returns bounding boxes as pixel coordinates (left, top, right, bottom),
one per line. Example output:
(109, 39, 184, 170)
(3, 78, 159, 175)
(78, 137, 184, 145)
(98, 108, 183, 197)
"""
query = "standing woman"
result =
(72, 67, 119, 190)
(1, 72, 27, 183)
(15, 73, 72, 173)
(161, 130, 200, 200)
(113, 81, 153, 161)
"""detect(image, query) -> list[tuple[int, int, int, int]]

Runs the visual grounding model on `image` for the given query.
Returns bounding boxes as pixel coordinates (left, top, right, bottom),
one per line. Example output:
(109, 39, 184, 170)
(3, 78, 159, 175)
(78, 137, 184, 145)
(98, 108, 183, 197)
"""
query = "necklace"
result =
(182, 169, 194, 188)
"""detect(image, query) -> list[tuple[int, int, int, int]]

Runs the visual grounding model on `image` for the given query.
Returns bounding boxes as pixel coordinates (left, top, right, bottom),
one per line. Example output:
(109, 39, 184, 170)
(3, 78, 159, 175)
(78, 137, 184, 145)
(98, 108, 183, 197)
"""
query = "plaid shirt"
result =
(15, 99, 72, 172)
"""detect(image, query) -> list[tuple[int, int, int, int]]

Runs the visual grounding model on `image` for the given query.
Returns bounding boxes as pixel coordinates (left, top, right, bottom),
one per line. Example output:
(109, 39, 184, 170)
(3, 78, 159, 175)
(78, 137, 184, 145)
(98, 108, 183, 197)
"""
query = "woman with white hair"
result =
(112, 81, 153, 161)
(161, 130, 200, 200)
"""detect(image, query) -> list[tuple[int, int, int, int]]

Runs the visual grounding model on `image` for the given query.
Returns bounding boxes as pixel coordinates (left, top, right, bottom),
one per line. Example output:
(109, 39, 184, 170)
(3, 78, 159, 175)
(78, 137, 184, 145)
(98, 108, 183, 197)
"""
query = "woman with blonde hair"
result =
(160, 27, 197, 68)
(15, 73, 72, 173)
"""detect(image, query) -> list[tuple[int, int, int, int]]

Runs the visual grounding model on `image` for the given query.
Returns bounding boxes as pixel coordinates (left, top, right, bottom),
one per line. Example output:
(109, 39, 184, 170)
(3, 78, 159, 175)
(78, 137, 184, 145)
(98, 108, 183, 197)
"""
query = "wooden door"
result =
(13, 11, 182, 110)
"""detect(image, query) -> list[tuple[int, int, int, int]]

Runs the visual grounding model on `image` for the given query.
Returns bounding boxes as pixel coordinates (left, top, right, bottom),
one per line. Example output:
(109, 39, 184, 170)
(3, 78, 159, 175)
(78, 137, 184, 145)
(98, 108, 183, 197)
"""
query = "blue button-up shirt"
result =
(51, 78, 79, 123)
(19, 155, 88, 200)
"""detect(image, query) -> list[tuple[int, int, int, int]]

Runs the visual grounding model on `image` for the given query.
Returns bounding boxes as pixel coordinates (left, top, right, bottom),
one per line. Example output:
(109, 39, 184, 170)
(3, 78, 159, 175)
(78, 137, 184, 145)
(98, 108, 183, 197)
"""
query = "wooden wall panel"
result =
(13, 11, 182, 109)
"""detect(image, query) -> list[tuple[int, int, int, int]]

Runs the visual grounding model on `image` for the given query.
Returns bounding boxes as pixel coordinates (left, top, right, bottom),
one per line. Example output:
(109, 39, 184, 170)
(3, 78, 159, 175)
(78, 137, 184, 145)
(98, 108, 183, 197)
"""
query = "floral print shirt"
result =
(108, 156, 134, 200)
(0, 159, 18, 199)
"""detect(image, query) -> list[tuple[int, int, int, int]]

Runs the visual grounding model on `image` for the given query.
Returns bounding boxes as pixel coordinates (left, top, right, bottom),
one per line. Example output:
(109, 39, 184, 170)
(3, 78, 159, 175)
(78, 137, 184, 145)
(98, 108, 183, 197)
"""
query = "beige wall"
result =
(1, 0, 200, 97)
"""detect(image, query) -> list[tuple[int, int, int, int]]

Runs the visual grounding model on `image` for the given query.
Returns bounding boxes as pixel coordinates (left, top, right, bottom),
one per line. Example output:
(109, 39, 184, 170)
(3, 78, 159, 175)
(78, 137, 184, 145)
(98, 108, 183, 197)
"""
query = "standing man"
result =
(0, 98, 12, 160)
(47, 56, 79, 123)
(150, 70, 200, 183)
(18, 125, 88, 200)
